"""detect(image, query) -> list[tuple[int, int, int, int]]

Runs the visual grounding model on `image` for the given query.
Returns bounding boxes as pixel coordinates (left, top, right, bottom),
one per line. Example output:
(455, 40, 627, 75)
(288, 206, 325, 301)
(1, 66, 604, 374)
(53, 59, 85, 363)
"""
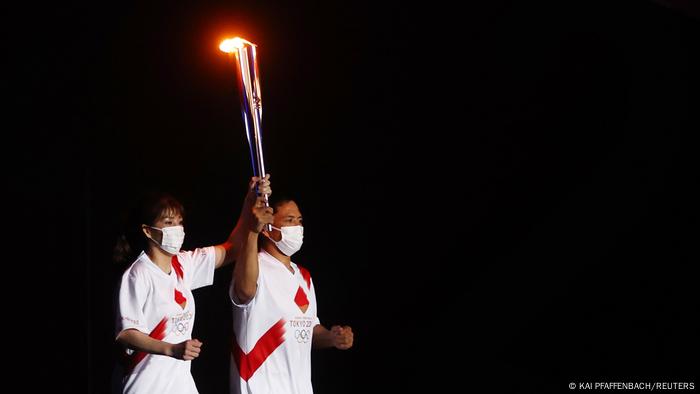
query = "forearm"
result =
(220, 213, 249, 267)
(312, 325, 334, 349)
(232, 231, 260, 303)
(116, 329, 173, 357)
(218, 191, 259, 267)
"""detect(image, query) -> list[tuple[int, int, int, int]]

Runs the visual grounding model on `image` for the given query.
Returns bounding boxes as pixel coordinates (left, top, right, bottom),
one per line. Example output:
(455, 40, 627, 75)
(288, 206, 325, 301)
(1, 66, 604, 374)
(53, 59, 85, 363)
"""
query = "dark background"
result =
(13, 0, 698, 392)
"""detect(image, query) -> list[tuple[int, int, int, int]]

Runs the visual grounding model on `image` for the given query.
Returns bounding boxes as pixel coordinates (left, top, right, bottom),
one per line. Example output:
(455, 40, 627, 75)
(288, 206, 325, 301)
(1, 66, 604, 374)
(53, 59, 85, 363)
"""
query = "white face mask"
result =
(271, 225, 304, 256)
(147, 225, 185, 254)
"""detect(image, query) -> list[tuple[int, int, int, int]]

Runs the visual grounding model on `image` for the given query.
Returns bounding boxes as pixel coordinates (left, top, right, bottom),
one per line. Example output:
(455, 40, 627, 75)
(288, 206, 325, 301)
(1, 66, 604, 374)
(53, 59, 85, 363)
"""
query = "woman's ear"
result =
(141, 224, 152, 238)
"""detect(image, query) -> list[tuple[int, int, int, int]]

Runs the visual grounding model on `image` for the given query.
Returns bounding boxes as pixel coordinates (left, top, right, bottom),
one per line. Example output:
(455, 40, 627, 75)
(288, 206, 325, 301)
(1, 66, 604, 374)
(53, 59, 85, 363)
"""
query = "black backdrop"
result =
(13, 0, 699, 392)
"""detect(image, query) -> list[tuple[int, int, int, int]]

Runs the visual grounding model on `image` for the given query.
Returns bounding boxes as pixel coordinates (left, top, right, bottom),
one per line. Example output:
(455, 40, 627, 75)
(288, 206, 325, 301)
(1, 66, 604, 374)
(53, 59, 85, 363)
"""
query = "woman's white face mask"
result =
(147, 225, 185, 254)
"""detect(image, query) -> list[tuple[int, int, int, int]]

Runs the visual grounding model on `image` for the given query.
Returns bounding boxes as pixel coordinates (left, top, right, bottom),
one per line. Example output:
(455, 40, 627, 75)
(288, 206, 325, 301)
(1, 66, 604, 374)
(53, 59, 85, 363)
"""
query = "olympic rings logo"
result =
(173, 321, 190, 335)
(294, 329, 311, 343)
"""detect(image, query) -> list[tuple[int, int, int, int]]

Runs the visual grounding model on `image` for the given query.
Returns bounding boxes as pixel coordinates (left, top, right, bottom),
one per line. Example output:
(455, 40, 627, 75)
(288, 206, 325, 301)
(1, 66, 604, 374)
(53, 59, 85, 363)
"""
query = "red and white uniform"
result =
(116, 247, 216, 394)
(230, 250, 320, 394)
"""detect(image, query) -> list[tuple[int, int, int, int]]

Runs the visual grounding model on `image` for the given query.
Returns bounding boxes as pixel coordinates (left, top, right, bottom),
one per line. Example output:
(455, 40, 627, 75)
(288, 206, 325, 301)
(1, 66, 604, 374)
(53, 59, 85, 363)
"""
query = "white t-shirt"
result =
(230, 250, 320, 394)
(116, 247, 216, 394)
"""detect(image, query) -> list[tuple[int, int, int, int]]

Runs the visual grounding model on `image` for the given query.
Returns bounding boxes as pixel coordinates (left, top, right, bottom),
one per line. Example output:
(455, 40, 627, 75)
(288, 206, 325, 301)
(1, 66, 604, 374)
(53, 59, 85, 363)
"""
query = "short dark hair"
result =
(113, 191, 185, 266)
(268, 194, 299, 214)
(138, 191, 185, 227)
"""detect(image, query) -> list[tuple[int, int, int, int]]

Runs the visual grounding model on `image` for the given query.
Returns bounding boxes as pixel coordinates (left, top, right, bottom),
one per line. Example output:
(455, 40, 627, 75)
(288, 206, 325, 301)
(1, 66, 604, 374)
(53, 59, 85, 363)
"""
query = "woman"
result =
(114, 176, 273, 394)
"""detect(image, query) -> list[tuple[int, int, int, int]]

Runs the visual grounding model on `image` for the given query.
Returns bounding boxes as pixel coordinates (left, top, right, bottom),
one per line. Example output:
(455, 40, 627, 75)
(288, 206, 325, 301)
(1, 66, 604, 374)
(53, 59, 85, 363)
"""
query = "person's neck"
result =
(262, 242, 293, 272)
(146, 245, 172, 274)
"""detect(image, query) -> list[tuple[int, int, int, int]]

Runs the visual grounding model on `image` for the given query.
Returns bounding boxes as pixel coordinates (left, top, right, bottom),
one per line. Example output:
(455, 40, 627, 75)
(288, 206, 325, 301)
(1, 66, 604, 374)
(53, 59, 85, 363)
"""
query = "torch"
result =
(220, 37, 272, 230)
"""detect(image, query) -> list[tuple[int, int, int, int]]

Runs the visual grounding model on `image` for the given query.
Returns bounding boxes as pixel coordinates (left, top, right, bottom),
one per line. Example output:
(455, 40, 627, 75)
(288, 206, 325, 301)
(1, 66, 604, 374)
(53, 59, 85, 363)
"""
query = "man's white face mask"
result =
(271, 225, 304, 256)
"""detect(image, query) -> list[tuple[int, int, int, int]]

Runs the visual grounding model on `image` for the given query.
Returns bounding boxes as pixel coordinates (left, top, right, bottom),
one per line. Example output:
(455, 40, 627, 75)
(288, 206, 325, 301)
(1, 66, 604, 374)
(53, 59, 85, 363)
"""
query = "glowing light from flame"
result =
(219, 37, 256, 53)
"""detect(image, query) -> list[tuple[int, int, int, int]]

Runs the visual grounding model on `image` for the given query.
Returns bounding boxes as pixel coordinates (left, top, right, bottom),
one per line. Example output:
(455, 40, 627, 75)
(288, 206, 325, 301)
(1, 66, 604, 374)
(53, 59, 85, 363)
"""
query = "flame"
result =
(219, 37, 256, 53)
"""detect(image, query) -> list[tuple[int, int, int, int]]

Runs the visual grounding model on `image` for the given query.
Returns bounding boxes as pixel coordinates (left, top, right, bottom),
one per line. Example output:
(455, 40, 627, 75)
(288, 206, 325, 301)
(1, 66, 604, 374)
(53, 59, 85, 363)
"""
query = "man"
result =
(230, 196, 354, 394)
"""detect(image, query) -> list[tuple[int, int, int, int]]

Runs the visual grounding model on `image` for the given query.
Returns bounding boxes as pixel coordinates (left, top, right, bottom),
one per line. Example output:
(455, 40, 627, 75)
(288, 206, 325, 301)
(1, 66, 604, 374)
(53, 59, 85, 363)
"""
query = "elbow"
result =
(116, 329, 134, 347)
(234, 284, 256, 304)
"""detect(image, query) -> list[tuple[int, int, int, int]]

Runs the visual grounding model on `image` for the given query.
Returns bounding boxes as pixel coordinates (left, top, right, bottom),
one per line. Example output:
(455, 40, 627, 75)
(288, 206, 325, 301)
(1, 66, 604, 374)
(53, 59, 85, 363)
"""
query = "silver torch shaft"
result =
(221, 37, 272, 231)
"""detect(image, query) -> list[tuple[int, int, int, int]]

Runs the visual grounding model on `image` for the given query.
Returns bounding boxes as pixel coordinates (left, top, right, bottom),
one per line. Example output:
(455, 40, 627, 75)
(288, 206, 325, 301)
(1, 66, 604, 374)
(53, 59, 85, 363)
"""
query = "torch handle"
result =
(232, 40, 272, 233)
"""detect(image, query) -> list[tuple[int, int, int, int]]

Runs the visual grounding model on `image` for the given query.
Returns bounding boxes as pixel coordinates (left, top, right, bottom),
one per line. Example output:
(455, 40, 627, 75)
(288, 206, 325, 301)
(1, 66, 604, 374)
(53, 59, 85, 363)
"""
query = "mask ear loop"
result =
(262, 227, 277, 243)
(142, 224, 158, 244)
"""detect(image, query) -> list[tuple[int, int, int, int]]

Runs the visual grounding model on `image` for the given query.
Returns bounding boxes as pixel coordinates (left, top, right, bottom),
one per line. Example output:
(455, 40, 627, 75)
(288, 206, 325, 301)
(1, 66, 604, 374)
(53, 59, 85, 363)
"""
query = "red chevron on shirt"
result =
(298, 265, 311, 290)
(171, 255, 184, 280)
(126, 316, 168, 373)
(232, 319, 286, 381)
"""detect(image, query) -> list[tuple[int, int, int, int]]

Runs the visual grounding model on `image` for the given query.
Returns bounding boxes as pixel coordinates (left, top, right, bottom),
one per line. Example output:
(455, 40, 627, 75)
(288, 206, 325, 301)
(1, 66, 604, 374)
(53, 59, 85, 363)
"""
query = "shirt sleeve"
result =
(309, 278, 321, 327)
(178, 246, 216, 290)
(229, 263, 263, 308)
(116, 268, 149, 338)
